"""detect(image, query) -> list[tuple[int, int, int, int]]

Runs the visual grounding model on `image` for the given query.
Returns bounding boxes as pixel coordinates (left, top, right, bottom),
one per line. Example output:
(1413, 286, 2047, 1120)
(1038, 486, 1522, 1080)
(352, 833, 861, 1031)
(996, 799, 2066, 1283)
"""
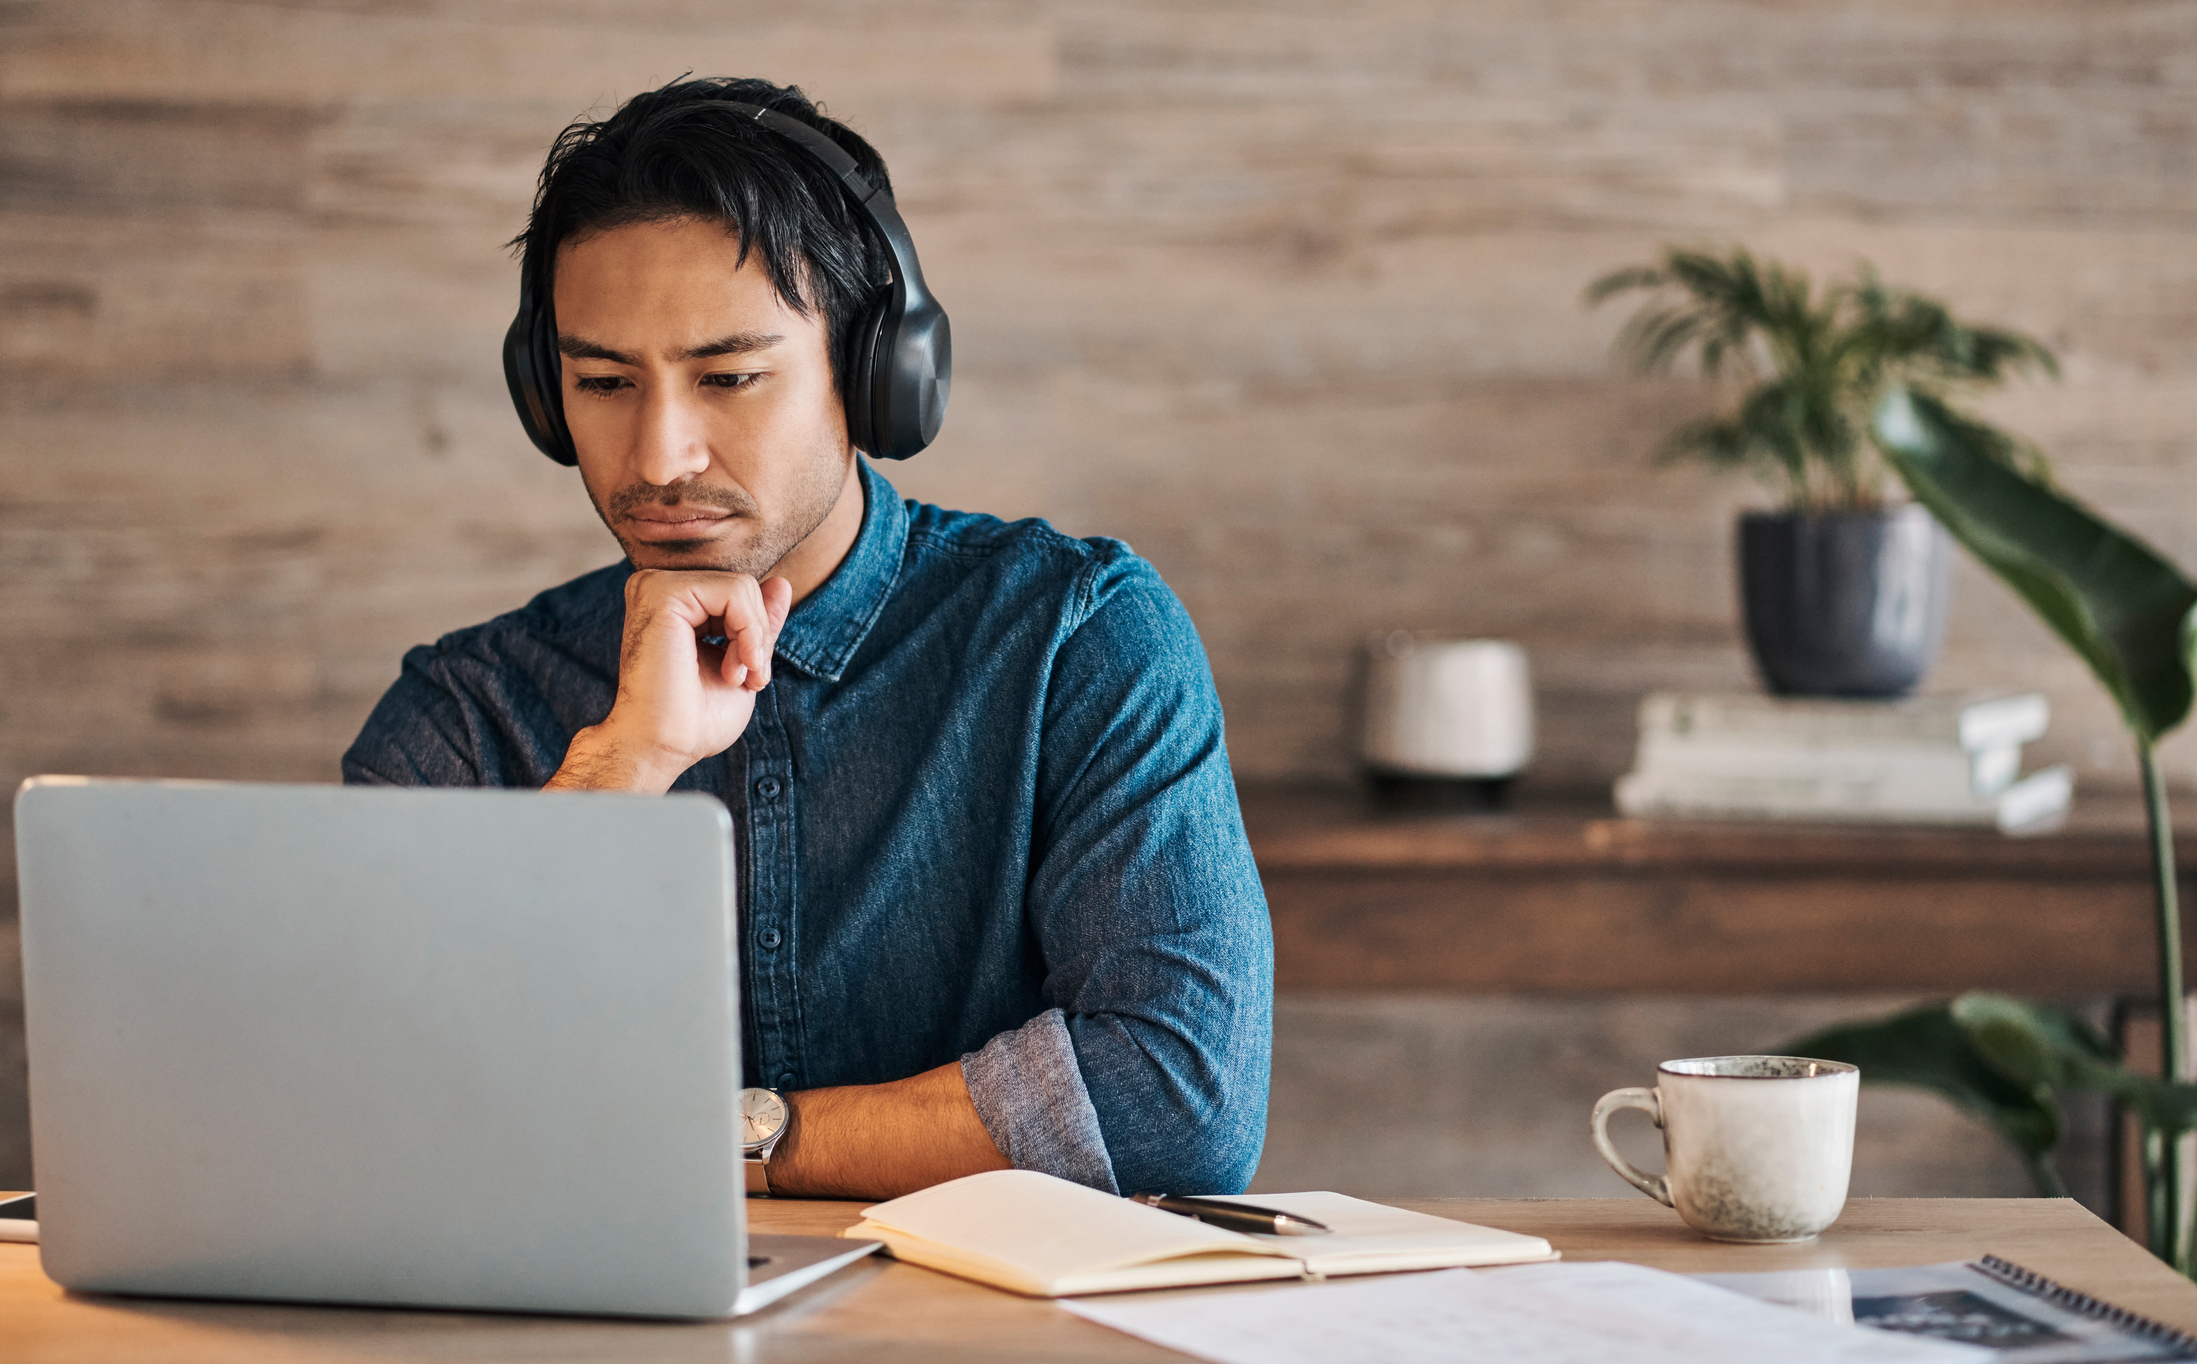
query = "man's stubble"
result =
(590, 444, 851, 578)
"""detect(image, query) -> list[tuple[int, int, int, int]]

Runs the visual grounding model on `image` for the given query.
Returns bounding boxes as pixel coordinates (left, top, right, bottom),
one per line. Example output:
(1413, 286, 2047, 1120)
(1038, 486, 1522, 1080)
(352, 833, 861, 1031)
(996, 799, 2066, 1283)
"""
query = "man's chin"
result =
(620, 532, 780, 576)
(629, 537, 722, 564)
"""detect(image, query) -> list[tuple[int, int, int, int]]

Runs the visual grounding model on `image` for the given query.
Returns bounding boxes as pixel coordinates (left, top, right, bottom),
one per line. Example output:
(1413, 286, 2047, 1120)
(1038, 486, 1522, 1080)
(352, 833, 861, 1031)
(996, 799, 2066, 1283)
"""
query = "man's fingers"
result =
(737, 577, 794, 692)
(628, 569, 789, 693)
(714, 576, 767, 691)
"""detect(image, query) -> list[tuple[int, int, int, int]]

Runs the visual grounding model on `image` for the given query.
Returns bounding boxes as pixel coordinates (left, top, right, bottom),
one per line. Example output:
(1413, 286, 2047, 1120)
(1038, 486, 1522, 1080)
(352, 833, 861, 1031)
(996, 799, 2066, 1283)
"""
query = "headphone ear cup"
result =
(865, 299, 950, 461)
(503, 271, 579, 467)
(902, 307, 951, 451)
(841, 296, 890, 459)
(531, 302, 577, 466)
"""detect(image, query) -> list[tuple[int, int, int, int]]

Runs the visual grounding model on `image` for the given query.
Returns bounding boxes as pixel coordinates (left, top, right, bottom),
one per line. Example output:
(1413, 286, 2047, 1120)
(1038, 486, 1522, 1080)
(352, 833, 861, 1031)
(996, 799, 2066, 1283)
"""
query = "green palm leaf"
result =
(1781, 1000, 2068, 1196)
(1589, 246, 2059, 513)
(1872, 388, 2197, 742)
(1785, 993, 2197, 1198)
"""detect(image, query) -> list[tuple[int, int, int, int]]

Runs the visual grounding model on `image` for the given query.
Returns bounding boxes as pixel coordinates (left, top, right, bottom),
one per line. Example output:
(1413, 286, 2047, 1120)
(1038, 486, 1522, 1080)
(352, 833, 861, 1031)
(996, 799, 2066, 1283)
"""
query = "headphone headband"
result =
(502, 99, 951, 467)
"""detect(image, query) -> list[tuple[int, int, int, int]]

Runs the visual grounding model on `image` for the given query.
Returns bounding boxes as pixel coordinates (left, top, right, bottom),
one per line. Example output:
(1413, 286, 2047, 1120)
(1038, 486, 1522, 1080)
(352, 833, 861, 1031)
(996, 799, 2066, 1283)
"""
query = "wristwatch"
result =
(742, 1087, 792, 1195)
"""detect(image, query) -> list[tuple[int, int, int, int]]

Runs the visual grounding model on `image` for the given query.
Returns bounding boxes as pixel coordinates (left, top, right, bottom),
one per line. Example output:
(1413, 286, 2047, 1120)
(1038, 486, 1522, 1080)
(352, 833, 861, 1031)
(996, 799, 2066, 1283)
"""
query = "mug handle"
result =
(1591, 1086, 1673, 1206)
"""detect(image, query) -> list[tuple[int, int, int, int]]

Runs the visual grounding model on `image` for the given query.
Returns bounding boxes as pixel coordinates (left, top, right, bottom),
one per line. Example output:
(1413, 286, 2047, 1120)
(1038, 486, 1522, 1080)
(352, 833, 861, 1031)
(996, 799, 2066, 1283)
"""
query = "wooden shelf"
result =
(1243, 784, 2197, 996)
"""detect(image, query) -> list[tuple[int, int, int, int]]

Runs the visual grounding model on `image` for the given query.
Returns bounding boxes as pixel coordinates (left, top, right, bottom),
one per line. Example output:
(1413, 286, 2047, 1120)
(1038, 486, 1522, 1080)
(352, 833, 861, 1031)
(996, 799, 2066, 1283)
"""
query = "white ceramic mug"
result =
(1591, 1055, 1858, 1243)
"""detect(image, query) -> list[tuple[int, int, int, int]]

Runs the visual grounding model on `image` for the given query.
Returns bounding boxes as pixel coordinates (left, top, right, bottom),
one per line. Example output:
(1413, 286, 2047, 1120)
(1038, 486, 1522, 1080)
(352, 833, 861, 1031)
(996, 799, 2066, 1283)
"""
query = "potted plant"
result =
(1592, 245, 2197, 1273)
(1782, 390, 2197, 1272)
(1587, 248, 2058, 697)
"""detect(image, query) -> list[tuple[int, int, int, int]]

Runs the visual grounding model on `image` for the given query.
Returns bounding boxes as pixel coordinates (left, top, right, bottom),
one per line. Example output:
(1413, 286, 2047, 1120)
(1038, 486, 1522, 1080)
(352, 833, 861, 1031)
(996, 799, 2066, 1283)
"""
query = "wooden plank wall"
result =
(2, 1, 2195, 1183)
(6, 2, 2197, 814)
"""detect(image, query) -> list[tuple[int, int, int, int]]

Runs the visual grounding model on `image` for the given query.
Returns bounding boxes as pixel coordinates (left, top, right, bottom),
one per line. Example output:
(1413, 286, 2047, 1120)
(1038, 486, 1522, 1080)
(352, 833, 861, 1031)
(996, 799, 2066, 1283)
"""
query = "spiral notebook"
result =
(1698, 1256, 2197, 1362)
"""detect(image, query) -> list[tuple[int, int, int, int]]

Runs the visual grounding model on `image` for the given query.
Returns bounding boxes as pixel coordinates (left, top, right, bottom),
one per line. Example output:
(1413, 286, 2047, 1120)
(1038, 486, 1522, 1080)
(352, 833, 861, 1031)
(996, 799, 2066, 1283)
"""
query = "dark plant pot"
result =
(1737, 505, 1951, 699)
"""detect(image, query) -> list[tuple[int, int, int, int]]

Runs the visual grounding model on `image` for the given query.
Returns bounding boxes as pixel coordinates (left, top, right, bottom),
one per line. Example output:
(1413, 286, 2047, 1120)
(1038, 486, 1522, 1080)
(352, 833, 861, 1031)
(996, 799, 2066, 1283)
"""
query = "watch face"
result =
(741, 1088, 789, 1148)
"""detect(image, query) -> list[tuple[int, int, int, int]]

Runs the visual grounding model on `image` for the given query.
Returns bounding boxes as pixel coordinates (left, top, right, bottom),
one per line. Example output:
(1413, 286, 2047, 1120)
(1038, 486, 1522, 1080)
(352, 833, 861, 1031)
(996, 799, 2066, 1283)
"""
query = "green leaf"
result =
(1949, 992, 2119, 1090)
(1790, 992, 2197, 1205)
(1782, 1002, 2064, 1171)
(1587, 246, 2054, 512)
(2134, 1082, 2197, 1134)
(1873, 388, 2197, 743)
(1583, 264, 1668, 304)
(1947, 994, 2197, 1138)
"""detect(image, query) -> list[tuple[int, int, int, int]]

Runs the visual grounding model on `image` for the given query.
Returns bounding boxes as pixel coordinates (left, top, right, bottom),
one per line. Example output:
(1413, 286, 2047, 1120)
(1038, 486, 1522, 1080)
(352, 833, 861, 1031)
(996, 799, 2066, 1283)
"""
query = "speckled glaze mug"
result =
(1591, 1055, 1858, 1243)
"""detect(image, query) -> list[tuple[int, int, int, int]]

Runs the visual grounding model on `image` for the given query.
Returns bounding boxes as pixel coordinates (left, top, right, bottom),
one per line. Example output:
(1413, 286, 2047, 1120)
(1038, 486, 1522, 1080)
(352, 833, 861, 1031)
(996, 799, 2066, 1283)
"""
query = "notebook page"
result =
(1230, 1192, 1556, 1271)
(1064, 1260, 1989, 1364)
(853, 1169, 1288, 1281)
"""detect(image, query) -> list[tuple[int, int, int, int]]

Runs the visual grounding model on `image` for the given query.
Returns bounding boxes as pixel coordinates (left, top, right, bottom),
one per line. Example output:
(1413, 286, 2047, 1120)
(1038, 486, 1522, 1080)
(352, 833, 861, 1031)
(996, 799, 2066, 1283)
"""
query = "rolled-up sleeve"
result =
(961, 1008, 1120, 1192)
(984, 558, 1273, 1196)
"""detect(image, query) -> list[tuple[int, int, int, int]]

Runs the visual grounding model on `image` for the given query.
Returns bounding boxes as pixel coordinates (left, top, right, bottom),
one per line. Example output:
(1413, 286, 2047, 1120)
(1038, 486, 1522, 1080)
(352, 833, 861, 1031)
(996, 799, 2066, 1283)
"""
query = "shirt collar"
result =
(772, 460, 907, 682)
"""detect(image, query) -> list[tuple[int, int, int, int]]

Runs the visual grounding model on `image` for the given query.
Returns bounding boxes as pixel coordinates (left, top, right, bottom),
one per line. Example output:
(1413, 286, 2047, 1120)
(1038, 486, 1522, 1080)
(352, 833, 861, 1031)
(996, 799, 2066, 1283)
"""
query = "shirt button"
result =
(777, 1072, 797, 1089)
(755, 775, 783, 801)
(757, 928, 782, 950)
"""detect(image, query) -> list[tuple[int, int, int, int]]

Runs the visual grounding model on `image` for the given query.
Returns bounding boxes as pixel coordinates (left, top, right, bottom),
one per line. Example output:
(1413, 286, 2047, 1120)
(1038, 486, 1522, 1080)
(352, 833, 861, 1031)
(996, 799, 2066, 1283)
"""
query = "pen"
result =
(1131, 1193, 1331, 1236)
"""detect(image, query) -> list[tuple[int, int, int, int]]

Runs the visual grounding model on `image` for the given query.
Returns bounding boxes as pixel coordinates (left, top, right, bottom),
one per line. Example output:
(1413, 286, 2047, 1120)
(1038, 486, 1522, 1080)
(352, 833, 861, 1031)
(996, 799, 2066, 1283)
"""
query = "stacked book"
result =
(1614, 691, 2074, 833)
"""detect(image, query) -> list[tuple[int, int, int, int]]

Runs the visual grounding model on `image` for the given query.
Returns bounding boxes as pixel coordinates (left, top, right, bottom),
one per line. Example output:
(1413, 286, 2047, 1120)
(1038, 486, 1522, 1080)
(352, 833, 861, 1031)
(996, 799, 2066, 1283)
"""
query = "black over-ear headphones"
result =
(502, 102, 951, 466)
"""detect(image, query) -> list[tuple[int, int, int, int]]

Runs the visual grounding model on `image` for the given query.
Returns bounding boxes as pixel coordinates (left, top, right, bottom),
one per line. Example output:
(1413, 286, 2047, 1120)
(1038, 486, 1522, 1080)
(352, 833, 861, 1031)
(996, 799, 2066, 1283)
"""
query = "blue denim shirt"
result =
(342, 462, 1273, 1196)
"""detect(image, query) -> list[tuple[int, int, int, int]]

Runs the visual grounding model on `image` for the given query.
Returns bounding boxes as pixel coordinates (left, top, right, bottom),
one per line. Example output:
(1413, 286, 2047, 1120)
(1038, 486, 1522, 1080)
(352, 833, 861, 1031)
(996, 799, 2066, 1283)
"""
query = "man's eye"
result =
(702, 372, 762, 390)
(573, 376, 628, 396)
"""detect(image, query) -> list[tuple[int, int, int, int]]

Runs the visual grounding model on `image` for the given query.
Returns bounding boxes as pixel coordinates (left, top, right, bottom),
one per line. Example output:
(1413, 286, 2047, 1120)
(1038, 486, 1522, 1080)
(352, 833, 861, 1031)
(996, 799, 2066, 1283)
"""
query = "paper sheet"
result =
(1062, 1261, 1991, 1364)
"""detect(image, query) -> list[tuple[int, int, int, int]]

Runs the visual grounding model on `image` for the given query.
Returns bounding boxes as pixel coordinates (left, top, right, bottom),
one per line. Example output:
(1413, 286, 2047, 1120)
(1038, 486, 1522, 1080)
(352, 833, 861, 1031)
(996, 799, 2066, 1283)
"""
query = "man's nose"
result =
(629, 382, 713, 487)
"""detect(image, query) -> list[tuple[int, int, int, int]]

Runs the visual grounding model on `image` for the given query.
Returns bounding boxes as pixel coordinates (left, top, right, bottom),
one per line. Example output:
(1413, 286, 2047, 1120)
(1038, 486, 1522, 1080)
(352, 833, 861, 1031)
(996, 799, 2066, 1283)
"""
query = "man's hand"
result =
(547, 570, 794, 793)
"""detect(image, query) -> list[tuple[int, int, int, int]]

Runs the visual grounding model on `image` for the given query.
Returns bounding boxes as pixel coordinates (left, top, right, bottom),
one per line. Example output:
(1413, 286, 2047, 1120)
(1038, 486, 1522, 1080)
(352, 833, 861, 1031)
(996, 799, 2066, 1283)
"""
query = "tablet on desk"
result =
(0, 1194, 34, 1243)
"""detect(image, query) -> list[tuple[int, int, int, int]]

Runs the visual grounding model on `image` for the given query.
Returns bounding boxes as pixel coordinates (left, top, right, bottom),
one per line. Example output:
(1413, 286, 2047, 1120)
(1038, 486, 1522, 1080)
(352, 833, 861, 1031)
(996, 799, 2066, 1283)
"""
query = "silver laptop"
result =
(13, 776, 878, 1318)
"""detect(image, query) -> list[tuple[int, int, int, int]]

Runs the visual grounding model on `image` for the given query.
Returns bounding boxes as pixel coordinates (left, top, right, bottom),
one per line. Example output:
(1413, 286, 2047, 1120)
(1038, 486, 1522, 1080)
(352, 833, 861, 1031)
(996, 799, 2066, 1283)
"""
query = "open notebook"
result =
(840, 1169, 1558, 1297)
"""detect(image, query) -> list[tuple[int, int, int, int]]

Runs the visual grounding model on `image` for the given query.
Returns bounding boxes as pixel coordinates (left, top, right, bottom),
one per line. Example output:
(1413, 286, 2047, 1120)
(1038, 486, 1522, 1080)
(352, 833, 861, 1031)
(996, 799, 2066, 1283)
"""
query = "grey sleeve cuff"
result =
(960, 1008, 1120, 1194)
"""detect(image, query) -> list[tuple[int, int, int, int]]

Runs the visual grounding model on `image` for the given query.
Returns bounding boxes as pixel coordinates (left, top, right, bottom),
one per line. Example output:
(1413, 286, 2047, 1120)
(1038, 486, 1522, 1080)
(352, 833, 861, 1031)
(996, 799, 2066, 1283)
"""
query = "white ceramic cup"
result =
(1591, 1055, 1859, 1243)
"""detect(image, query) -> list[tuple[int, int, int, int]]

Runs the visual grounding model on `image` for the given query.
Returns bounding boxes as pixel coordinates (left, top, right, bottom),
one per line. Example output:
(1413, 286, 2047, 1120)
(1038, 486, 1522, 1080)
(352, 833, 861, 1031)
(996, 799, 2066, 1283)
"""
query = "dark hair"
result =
(511, 76, 893, 399)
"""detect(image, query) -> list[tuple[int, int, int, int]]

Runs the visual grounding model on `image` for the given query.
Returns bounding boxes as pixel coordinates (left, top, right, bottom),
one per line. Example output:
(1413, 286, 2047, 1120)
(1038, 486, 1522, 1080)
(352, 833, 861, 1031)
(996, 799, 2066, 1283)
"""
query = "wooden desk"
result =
(1244, 785, 2197, 995)
(5, 1196, 2191, 1361)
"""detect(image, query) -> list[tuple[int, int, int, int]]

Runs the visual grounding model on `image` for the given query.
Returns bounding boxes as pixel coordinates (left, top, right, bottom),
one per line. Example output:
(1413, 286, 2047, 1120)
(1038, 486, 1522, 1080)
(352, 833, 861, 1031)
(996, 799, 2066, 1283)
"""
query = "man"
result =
(344, 77, 1271, 1201)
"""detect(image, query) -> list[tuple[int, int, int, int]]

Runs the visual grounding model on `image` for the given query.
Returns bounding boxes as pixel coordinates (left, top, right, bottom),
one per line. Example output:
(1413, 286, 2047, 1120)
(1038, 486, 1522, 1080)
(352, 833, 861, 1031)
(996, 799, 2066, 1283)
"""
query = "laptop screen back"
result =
(14, 778, 747, 1318)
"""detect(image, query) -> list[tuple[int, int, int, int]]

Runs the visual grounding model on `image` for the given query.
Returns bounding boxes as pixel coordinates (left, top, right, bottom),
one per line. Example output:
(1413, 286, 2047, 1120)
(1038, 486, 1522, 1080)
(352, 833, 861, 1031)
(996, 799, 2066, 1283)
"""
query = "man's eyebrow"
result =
(553, 332, 786, 364)
(679, 331, 784, 361)
(556, 335, 638, 364)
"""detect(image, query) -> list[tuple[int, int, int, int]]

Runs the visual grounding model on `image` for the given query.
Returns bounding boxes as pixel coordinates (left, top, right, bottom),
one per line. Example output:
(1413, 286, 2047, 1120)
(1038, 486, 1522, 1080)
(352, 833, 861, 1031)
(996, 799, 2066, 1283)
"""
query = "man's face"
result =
(552, 216, 851, 574)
